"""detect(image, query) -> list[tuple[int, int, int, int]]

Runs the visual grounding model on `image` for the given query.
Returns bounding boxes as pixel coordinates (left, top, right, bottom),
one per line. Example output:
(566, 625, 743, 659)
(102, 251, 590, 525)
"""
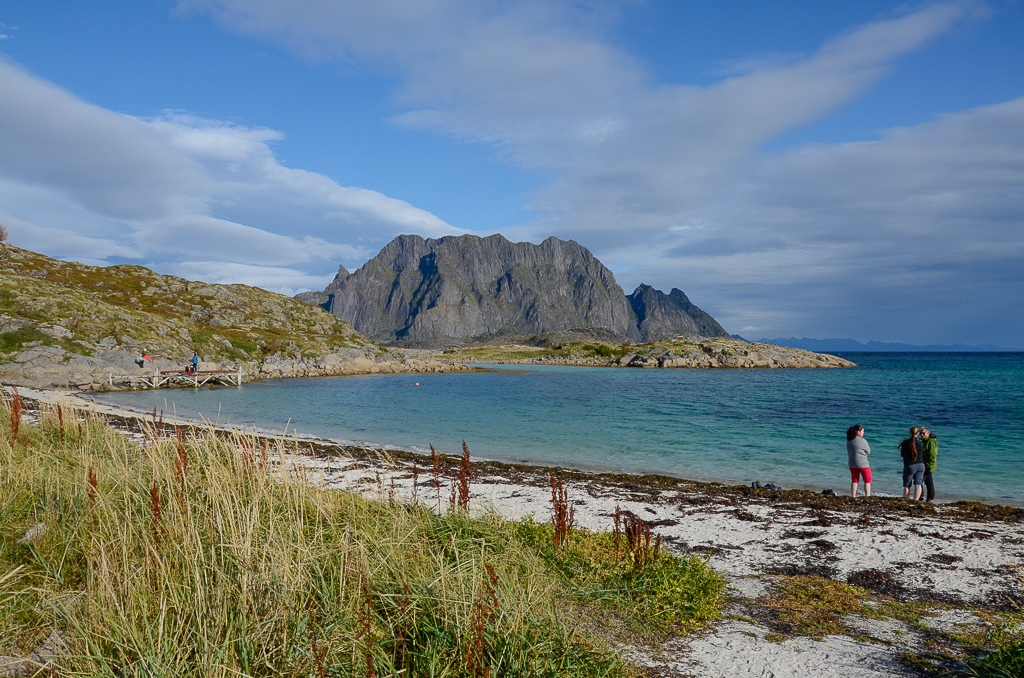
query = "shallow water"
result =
(93, 353, 1024, 504)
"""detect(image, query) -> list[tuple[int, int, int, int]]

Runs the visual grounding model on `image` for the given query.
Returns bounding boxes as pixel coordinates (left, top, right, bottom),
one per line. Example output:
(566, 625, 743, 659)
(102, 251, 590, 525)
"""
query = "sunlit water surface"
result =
(93, 353, 1024, 504)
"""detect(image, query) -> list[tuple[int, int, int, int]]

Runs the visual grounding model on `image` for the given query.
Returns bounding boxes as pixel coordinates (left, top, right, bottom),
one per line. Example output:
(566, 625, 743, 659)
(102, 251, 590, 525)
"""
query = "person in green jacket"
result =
(920, 427, 938, 502)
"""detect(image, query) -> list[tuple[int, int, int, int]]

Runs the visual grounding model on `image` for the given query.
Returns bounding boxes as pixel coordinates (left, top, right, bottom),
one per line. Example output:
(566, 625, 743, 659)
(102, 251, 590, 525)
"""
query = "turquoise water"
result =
(92, 353, 1024, 504)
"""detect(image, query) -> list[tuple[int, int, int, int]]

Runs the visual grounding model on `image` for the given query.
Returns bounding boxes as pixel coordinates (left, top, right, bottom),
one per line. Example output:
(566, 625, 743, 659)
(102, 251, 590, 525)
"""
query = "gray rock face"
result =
(300, 234, 643, 346)
(628, 284, 730, 341)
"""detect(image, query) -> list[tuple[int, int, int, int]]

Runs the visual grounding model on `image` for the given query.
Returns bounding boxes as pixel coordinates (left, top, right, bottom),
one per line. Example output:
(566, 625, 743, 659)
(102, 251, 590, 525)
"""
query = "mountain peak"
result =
(302, 235, 728, 347)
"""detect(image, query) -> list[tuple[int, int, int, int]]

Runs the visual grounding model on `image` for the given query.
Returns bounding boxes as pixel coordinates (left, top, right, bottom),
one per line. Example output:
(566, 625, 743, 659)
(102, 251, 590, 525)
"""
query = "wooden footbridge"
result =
(108, 368, 248, 389)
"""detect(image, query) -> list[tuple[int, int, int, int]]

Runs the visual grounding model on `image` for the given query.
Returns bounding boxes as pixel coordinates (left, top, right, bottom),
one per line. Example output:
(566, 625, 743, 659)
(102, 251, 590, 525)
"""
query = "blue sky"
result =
(1, 1, 1022, 345)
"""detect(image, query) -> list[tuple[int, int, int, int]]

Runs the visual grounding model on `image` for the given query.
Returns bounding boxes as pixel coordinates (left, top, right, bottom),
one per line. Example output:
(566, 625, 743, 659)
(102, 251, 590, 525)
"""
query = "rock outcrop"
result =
(627, 284, 730, 341)
(442, 338, 855, 369)
(610, 341, 855, 369)
(298, 234, 730, 347)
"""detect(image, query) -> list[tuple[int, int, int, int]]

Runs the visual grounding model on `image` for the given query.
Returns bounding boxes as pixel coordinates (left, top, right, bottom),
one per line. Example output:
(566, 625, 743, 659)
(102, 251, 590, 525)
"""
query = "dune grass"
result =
(0, 396, 723, 677)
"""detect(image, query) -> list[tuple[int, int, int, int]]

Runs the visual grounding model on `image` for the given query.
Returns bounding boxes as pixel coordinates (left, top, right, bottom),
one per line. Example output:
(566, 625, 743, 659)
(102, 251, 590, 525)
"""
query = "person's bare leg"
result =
(864, 482, 871, 498)
(903, 486, 911, 499)
(851, 481, 859, 498)
(913, 485, 923, 501)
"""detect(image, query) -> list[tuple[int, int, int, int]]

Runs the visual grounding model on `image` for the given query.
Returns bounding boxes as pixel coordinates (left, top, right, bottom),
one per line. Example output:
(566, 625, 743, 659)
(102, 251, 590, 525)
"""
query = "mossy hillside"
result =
(0, 399, 725, 677)
(0, 243, 371, 366)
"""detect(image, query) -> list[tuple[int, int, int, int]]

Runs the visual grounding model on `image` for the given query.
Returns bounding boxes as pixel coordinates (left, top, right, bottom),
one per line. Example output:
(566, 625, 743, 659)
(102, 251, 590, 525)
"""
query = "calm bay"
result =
(92, 352, 1024, 504)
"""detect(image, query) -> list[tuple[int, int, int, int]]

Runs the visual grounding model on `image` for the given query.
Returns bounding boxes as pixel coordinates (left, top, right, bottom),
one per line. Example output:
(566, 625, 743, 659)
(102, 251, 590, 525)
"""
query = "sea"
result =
(91, 352, 1024, 505)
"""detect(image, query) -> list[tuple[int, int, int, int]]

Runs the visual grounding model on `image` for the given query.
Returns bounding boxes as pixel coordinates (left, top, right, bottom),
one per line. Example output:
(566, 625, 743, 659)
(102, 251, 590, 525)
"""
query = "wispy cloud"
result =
(0, 58, 453, 291)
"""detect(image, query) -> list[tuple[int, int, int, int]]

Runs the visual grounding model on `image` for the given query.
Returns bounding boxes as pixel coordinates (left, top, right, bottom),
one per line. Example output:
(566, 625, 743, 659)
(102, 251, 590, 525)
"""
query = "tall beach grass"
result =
(0, 395, 723, 677)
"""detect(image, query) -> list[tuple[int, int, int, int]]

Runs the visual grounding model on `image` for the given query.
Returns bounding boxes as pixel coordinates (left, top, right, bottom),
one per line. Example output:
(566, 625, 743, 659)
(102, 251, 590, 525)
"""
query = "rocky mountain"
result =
(627, 284, 730, 341)
(298, 234, 728, 347)
(0, 243, 470, 390)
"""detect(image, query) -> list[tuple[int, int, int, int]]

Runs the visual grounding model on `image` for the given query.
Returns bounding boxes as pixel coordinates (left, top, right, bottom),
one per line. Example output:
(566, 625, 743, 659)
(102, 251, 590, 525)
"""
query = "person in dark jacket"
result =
(846, 425, 871, 498)
(901, 427, 925, 500)
(920, 427, 938, 502)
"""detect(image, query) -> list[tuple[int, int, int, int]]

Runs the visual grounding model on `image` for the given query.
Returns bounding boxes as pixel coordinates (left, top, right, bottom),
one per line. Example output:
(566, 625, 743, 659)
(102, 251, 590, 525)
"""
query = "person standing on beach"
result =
(192, 352, 199, 374)
(847, 425, 871, 498)
(900, 427, 925, 500)
(921, 427, 938, 502)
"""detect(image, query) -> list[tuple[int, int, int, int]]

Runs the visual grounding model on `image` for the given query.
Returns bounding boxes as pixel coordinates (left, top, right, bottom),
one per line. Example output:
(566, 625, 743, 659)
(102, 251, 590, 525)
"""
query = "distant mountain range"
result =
(297, 234, 730, 347)
(734, 336, 1023, 353)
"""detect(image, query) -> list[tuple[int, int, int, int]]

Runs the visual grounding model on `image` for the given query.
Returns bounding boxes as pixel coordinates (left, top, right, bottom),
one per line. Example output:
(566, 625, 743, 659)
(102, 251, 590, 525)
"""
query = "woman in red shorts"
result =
(846, 425, 871, 498)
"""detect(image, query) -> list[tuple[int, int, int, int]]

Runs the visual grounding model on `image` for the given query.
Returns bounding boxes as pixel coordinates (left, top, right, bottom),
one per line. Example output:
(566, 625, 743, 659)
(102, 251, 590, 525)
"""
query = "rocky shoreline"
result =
(12, 386, 1022, 677)
(441, 338, 856, 369)
(0, 341, 475, 392)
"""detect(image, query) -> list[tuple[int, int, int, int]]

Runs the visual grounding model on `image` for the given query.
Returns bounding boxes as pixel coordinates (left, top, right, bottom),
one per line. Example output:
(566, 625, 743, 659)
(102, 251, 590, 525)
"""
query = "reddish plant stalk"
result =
(549, 473, 575, 551)
(87, 467, 99, 526)
(10, 387, 21, 443)
(354, 576, 376, 678)
(174, 427, 188, 510)
(467, 563, 499, 678)
(623, 514, 659, 569)
(311, 638, 327, 678)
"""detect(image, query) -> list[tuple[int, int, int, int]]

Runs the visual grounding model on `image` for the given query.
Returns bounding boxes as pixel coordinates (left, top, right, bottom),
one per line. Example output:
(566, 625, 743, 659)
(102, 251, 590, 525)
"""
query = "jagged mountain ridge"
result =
(627, 284, 729, 341)
(297, 234, 728, 346)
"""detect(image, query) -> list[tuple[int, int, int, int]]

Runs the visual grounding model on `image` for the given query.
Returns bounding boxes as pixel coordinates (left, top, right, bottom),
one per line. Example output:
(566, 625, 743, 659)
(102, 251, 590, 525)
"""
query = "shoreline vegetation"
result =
(1, 388, 723, 677)
(3, 387, 1023, 677)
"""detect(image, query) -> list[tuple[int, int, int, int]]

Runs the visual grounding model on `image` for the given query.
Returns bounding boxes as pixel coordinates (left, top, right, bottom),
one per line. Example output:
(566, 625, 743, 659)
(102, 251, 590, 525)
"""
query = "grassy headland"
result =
(0, 243, 369, 366)
(0, 395, 724, 677)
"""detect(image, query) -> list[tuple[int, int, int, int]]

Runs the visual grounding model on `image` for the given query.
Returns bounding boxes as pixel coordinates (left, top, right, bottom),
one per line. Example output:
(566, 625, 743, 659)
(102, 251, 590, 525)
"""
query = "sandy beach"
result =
(12, 385, 1024, 677)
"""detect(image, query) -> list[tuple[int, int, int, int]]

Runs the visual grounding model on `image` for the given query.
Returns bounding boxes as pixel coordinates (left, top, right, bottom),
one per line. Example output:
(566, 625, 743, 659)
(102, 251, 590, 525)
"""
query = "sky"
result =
(0, 1, 1022, 346)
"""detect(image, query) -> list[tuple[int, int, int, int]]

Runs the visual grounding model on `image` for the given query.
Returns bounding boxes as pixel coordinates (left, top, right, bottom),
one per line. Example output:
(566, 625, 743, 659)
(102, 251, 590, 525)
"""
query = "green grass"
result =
(950, 641, 1024, 677)
(0, 399, 724, 676)
(0, 324, 52, 353)
(515, 521, 724, 636)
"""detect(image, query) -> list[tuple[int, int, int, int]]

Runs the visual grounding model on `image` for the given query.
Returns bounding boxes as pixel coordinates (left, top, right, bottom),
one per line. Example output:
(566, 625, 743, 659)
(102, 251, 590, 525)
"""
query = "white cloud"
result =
(0, 57, 452, 287)
(155, 260, 338, 296)
(186, 0, 1024, 345)
(618, 97, 1024, 344)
